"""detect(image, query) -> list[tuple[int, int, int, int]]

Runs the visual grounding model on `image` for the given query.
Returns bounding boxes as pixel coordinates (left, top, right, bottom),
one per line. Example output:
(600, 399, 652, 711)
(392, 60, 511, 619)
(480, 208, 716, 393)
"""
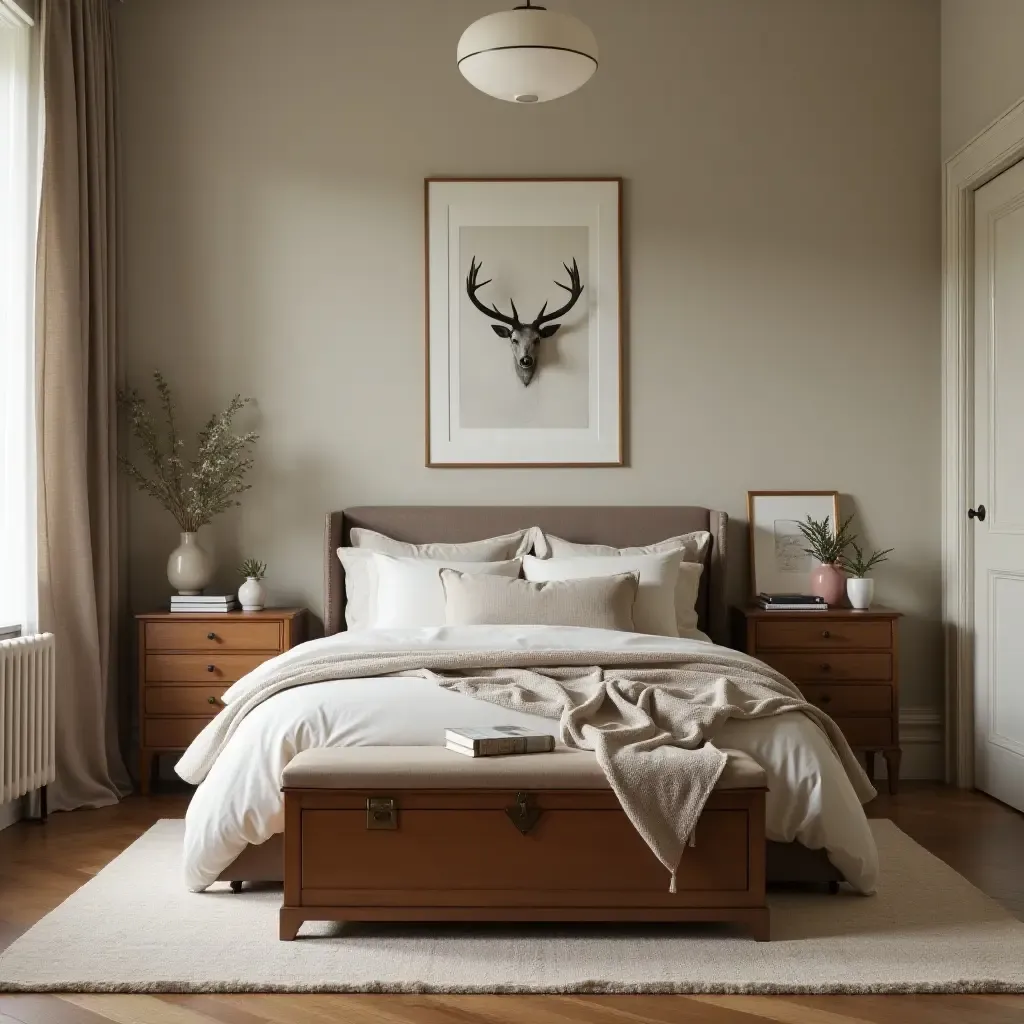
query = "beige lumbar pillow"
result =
(440, 569, 638, 632)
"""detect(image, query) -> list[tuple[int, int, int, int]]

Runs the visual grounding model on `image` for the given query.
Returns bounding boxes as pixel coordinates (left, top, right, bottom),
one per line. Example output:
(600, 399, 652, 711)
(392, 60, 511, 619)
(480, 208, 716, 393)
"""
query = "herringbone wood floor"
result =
(1, 784, 1023, 1023)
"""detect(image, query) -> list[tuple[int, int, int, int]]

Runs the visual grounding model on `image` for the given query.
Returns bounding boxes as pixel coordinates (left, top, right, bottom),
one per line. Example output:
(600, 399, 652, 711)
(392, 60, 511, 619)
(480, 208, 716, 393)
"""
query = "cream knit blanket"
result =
(176, 640, 874, 887)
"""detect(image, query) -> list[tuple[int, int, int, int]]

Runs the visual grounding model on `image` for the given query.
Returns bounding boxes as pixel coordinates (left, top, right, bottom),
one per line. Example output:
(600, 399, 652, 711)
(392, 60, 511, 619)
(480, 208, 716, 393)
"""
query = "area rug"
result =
(1, 819, 1022, 994)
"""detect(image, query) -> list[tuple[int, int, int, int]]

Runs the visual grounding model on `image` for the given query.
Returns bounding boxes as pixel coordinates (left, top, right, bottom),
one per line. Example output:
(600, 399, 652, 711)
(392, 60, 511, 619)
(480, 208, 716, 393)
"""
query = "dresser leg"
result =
(883, 749, 901, 795)
(280, 909, 302, 941)
(863, 750, 876, 784)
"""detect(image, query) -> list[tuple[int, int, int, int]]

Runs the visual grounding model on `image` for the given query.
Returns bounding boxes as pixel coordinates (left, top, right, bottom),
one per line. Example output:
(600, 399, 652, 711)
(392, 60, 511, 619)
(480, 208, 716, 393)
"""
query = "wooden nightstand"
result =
(136, 608, 306, 793)
(730, 605, 902, 793)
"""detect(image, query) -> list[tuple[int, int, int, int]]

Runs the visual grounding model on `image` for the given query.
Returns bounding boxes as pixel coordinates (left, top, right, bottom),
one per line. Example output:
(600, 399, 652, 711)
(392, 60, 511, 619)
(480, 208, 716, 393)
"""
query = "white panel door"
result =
(974, 159, 1024, 811)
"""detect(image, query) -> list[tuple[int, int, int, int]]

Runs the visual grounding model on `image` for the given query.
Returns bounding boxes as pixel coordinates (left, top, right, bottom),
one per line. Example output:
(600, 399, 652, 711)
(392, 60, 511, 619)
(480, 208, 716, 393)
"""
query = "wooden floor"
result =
(1, 783, 1023, 1023)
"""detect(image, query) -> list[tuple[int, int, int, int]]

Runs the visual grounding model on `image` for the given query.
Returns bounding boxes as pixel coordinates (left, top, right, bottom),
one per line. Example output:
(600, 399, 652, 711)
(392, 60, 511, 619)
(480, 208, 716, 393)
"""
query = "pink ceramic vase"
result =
(809, 562, 846, 606)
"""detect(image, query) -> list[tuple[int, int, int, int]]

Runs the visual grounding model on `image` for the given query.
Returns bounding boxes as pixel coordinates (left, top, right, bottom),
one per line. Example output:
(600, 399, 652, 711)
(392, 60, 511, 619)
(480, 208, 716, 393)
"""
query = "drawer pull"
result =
(206, 664, 216, 673)
(821, 630, 830, 639)
(207, 695, 223, 707)
(207, 632, 217, 641)
(820, 663, 831, 672)
(818, 694, 832, 705)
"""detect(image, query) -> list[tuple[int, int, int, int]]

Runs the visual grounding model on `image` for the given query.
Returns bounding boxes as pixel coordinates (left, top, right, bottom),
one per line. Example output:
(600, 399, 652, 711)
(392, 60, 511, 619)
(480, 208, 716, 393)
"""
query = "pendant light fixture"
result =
(457, 1, 599, 104)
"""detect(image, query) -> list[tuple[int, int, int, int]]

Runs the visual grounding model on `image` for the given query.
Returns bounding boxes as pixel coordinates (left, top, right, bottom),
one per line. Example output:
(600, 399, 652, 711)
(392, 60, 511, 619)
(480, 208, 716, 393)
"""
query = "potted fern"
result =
(841, 543, 893, 610)
(238, 559, 268, 612)
(795, 514, 857, 606)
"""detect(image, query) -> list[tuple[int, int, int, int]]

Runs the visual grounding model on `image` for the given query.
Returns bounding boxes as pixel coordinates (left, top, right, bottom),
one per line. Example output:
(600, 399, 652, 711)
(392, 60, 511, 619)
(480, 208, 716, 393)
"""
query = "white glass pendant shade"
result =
(457, 6, 598, 104)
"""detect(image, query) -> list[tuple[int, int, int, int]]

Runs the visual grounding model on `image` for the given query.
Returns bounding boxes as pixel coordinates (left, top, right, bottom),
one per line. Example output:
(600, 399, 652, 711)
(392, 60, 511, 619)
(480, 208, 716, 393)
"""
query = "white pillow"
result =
(339, 527, 535, 630)
(530, 531, 709, 634)
(523, 551, 691, 637)
(371, 553, 522, 629)
(350, 527, 535, 560)
(532, 530, 711, 564)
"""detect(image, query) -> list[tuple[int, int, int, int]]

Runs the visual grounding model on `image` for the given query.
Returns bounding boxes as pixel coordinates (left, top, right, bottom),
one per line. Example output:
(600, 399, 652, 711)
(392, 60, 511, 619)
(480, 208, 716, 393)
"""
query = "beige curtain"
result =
(36, 0, 129, 810)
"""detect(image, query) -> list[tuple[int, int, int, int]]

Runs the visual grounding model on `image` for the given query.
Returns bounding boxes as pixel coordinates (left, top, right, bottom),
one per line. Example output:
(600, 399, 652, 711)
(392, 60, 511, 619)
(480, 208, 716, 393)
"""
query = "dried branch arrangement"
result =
(118, 371, 259, 533)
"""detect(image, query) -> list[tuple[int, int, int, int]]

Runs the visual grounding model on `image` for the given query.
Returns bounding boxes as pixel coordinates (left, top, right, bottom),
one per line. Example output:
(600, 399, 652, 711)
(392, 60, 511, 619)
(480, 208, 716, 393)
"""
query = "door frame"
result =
(943, 95, 1024, 786)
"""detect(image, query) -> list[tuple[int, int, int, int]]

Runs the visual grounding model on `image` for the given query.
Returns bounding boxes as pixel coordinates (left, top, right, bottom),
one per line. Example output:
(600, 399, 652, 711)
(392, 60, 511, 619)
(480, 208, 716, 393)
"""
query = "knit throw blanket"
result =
(176, 639, 875, 887)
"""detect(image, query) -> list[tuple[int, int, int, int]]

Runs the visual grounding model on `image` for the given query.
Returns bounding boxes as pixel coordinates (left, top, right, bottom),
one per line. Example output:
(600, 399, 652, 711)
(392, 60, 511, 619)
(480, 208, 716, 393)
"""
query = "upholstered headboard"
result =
(323, 506, 728, 643)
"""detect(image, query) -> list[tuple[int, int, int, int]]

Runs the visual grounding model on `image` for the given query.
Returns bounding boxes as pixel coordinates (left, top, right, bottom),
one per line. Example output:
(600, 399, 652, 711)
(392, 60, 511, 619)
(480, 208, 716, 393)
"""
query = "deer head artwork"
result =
(465, 256, 585, 387)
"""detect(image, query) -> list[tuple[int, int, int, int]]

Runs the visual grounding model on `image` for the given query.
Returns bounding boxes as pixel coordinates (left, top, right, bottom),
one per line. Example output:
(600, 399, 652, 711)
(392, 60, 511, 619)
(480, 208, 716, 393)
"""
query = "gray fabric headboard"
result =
(323, 506, 728, 643)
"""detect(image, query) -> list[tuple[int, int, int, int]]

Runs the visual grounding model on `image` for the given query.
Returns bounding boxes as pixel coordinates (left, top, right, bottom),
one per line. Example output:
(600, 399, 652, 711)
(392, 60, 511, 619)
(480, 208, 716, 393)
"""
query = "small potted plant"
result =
(796, 514, 857, 606)
(238, 558, 267, 612)
(841, 543, 893, 610)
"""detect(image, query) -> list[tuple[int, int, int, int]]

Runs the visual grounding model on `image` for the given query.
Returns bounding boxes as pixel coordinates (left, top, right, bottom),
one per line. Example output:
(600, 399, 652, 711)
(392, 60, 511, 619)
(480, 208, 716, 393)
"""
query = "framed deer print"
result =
(426, 178, 623, 467)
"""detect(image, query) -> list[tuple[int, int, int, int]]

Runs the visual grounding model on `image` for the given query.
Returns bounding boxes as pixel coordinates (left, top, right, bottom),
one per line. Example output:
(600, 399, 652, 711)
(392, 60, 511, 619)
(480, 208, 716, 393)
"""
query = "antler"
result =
(534, 258, 584, 326)
(466, 257, 522, 327)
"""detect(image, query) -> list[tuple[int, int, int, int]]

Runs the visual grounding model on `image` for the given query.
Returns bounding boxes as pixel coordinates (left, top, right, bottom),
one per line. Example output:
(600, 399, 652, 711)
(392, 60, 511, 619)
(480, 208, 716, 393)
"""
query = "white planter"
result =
(847, 576, 875, 610)
(238, 577, 266, 612)
(167, 532, 213, 595)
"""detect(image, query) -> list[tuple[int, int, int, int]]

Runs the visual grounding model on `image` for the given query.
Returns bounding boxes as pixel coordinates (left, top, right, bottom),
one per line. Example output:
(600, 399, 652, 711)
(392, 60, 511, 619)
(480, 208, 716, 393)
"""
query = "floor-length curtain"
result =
(36, 0, 129, 810)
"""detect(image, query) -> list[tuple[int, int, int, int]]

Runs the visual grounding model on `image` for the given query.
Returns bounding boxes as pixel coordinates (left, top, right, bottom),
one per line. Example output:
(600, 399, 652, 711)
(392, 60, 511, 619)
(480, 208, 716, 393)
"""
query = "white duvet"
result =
(178, 625, 879, 893)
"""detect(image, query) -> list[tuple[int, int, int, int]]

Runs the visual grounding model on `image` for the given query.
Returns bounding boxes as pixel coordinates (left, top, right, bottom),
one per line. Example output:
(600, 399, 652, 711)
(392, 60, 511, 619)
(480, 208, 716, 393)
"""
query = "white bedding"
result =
(179, 625, 879, 894)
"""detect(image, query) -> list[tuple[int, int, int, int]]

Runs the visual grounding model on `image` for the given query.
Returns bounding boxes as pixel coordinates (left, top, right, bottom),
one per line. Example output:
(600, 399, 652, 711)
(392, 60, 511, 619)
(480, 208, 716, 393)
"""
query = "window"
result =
(0, 0, 39, 631)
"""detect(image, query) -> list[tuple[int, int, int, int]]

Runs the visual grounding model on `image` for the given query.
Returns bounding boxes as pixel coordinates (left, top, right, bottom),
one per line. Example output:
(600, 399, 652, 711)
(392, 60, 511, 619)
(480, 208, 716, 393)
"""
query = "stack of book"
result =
(756, 593, 828, 611)
(170, 594, 239, 613)
(445, 725, 556, 758)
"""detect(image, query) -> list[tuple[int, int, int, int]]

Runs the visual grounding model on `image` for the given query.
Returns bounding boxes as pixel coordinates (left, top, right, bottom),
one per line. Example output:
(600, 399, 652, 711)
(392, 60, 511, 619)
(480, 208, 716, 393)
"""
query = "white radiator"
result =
(0, 633, 56, 803)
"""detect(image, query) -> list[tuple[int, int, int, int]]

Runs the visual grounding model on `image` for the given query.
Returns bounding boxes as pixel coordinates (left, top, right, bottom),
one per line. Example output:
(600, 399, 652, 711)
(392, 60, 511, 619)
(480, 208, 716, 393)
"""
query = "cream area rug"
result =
(1, 819, 1023, 994)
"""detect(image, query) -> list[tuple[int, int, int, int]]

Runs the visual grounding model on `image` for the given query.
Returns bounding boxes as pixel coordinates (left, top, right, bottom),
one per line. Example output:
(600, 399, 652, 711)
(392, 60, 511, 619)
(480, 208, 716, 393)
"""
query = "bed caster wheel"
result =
(827, 880, 840, 895)
(230, 881, 243, 894)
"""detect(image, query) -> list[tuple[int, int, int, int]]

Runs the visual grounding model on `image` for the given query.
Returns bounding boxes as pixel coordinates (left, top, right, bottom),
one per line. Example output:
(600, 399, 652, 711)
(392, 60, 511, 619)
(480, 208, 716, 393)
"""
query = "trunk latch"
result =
(506, 791, 542, 835)
(366, 797, 398, 830)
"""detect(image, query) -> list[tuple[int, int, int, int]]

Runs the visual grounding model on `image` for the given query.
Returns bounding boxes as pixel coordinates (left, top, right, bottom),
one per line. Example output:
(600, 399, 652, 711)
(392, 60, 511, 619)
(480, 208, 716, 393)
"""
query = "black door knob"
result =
(968, 505, 987, 521)
(206, 664, 216, 673)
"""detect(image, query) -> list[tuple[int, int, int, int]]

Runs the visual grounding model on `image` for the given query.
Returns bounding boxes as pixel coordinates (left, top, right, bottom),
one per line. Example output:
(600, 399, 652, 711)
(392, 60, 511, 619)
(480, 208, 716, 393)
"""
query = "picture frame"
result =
(425, 177, 623, 467)
(746, 490, 841, 597)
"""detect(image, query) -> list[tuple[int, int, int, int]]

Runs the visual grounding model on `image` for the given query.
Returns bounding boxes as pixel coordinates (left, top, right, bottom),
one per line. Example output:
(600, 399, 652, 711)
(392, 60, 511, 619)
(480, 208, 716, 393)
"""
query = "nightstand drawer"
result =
(760, 651, 892, 682)
(146, 686, 228, 716)
(145, 620, 282, 652)
(144, 716, 212, 749)
(800, 684, 892, 715)
(145, 652, 270, 683)
(755, 619, 892, 651)
(832, 716, 892, 748)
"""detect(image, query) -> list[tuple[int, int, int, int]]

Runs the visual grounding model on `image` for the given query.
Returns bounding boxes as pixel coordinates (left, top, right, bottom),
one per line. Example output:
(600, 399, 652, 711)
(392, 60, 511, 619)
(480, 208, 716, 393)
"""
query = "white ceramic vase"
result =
(167, 532, 213, 595)
(238, 577, 266, 612)
(847, 576, 875, 610)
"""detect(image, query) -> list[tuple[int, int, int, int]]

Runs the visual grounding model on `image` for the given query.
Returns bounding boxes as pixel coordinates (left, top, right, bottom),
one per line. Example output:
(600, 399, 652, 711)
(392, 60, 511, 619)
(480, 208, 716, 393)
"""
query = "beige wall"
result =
(942, 0, 1024, 159)
(116, 0, 942, 710)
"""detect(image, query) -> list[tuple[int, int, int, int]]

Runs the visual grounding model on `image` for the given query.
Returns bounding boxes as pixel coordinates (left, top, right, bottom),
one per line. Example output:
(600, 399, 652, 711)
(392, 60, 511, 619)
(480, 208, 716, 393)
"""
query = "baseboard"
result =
(0, 798, 22, 831)
(875, 707, 944, 780)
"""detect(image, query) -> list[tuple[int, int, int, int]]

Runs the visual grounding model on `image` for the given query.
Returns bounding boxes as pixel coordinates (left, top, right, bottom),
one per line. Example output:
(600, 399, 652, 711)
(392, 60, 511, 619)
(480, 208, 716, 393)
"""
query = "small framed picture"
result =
(747, 490, 840, 596)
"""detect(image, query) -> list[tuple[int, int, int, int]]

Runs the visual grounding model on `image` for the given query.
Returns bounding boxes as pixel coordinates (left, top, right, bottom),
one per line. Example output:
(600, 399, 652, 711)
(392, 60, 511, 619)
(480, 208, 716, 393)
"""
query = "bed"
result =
(181, 506, 875, 894)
